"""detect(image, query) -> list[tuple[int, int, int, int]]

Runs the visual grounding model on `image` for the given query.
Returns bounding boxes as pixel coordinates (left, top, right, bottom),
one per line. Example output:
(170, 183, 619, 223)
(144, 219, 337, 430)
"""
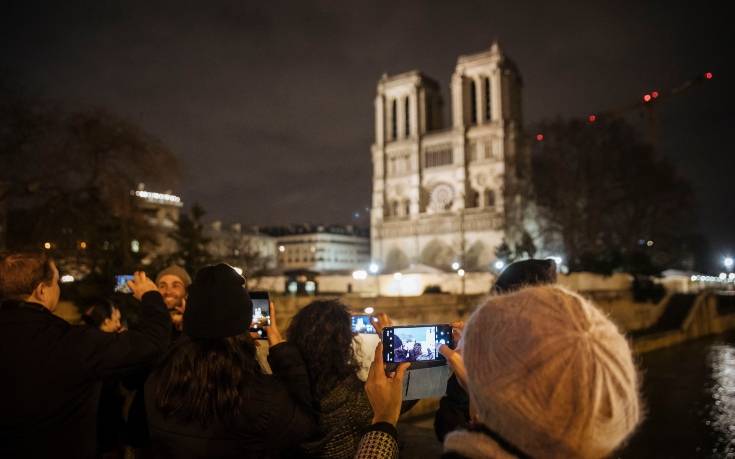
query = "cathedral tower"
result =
(371, 43, 528, 273)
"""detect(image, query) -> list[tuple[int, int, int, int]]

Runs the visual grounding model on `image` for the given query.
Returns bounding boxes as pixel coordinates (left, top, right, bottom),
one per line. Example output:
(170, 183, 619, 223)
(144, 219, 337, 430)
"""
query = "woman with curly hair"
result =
(287, 299, 373, 459)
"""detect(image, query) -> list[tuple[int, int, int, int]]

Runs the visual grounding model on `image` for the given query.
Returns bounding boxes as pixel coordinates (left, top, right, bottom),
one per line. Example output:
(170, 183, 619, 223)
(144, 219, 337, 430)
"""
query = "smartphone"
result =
(351, 314, 377, 334)
(382, 324, 454, 364)
(114, 275, 134, 294)
(249, 291, 271, 339)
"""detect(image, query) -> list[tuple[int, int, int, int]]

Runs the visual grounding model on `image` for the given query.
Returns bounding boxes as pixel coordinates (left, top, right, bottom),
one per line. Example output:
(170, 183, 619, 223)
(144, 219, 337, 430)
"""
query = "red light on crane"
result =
(651, 91, 660, 99)
(536, 134, 544, 142)
(705, 72, 713, 80)
(643, 94, 652, 102)
(588, 114, 597, 123)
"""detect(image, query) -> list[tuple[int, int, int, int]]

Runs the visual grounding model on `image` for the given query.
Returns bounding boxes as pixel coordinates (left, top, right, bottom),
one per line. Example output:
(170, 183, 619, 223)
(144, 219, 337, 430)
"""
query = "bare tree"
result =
(1, 95, 180, 277)
(531, 117, 697, 274)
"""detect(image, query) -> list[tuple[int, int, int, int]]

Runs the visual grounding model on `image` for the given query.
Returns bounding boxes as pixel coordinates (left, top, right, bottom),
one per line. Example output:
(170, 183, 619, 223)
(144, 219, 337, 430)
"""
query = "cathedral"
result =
(370, 43, 531, 273)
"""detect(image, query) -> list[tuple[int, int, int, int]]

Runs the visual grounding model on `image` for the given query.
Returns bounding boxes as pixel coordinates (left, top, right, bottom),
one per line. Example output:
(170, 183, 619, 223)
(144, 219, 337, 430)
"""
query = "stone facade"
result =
(371, 43, 530, 273)
(276, 230, 370, 273)
(206, 221, 277, 275)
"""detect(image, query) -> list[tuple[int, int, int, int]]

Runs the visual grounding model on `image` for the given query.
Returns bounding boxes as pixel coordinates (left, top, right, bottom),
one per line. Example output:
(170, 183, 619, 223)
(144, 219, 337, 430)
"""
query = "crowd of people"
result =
(0, 252, 642, 458)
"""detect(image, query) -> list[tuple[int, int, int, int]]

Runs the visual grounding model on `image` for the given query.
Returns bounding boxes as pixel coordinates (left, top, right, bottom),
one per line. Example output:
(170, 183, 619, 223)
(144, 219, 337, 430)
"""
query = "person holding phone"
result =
(434, 258, 560, 442)
(0, 252, 171, 459)
(356, 285, 641, 459)
(286, 299, 377, 458)
(144, 263, 317, 458)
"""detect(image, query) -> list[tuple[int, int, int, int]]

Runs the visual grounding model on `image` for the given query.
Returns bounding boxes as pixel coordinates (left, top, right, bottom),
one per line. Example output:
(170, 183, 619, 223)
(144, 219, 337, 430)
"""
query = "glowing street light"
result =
(457, 268, 466, 277)
(724, 256, 734, 271)
(451, 262, 460, 271)
(60, 275, 75, 283)
(368, 263, 380, 274)
(548, 256, 563, 267)
(43, 242, 52, 250)
(352, 270, 368, 280)
(494, 260, 505, 271)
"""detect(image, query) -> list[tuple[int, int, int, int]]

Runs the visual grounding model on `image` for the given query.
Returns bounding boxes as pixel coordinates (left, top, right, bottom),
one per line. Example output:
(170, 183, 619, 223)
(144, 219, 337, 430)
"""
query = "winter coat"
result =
(144, 342, 317, 458)
(299, 374, 373, 458)
(0, 292, 171, 458)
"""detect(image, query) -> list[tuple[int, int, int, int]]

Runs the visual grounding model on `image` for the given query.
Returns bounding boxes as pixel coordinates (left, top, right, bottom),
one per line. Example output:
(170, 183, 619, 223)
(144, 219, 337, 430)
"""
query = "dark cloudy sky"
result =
(2, 1, 733, 261)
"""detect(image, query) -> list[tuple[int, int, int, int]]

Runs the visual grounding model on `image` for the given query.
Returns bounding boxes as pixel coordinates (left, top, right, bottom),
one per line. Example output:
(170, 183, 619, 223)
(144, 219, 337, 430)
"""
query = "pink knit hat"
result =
(462, 285, 641, 458)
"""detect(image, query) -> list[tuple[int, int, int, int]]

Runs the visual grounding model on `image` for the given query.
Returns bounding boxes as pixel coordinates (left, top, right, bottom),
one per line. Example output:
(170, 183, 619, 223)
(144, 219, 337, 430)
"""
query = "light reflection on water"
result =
(708, 344, 735, 457)
(619, 332, 735, 458)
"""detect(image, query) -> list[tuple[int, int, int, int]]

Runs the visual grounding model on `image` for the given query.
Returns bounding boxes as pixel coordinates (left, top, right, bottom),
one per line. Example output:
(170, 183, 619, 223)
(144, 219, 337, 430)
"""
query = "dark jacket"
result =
(144, 341, 317, 458)
(0, 291, 171, 459)
(434, 373, 470, 442)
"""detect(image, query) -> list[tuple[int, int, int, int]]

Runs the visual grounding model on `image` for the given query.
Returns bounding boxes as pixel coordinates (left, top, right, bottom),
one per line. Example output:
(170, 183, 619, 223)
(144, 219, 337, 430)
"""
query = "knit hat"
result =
(155, 265, 192, 287)
(462, 285, 641, 458)
(492, 259, 557, 294)
(183, 264, 252, 339)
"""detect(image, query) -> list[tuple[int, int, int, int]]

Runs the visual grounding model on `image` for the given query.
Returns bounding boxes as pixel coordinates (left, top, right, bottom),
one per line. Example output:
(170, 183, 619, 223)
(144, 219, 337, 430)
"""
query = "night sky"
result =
(2, 1, 732, 261)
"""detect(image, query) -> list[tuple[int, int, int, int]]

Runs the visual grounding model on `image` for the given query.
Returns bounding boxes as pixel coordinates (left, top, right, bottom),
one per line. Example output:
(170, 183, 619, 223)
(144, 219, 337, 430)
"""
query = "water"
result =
(401, 331, 735, 458)
(620, 331, 735, 458)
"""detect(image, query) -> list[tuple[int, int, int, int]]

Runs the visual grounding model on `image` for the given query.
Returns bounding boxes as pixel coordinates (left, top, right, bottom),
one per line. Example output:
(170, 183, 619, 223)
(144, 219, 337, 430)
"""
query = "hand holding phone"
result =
(126, 272, 158, 301)
(249, 291, 271, 340)
(382, 324, 454, 365)
(365, 342, 410, 426)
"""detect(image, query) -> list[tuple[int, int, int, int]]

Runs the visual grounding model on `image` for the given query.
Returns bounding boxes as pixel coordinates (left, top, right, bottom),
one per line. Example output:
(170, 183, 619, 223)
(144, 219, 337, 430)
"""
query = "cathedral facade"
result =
(370, 43, 530, 273)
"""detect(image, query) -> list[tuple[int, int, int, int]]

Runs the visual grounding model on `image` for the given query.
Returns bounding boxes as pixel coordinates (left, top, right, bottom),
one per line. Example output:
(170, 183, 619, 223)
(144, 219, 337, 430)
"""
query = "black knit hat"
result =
(183, 263, 252, 339)
(492, 259, 557, 294)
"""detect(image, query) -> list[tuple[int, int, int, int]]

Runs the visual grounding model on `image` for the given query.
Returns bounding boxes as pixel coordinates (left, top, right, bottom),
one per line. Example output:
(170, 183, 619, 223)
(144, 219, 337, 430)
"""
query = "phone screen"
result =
(351, 314, 376, 334)
(114, 275, 134, 294)
(250, 291, 270, 339)
(383, 325, 453, 363)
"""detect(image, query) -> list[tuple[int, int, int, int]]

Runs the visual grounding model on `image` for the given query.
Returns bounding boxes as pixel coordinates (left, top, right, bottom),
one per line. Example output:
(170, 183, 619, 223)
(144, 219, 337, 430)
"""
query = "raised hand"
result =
(365, 342, 410, 426)
(265, 301, 284, 347)
(127, 271, 158, 301)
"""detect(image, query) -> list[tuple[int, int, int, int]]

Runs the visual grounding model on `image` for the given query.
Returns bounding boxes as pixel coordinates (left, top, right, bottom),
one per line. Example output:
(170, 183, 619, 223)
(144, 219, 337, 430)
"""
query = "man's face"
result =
(157, 274, 187, 311)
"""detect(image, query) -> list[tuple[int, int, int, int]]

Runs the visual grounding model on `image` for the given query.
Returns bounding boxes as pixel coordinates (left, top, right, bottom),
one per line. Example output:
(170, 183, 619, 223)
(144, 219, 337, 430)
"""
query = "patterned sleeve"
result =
(354, 422, 399, 459)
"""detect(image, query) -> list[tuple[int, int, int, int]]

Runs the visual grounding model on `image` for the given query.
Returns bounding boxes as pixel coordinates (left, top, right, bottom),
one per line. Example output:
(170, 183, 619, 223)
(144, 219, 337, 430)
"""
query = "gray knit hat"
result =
(462, 285, 641, 458)
(155, 265, 192, 287)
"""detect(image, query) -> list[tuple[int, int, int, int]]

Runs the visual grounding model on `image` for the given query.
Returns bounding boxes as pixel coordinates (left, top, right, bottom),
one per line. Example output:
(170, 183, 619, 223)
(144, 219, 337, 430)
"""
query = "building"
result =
(206, 222, 277, 275)
(265, 224, 370, 274)
(132, 184, 182, 265)
(370, 43, 531, 273)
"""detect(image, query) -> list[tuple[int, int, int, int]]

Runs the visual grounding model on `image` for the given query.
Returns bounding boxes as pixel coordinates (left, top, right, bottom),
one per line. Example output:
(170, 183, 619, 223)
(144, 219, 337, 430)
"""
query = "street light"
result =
(724, 256, 734, 271)
(494, 260, 505, 271)
(451, 262, 460, 271)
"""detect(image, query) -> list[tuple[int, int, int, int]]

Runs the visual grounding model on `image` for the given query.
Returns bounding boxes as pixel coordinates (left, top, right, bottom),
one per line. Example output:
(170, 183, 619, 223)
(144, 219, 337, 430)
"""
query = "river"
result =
(620, 331, 735, 458)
